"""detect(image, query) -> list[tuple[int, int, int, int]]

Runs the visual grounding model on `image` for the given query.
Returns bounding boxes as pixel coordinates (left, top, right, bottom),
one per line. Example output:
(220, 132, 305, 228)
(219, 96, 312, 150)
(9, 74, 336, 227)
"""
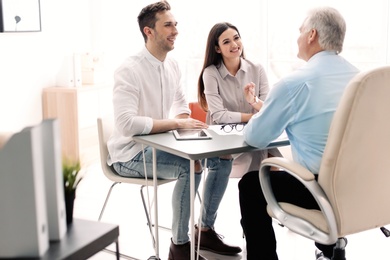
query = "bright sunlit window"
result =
(95, 0, 390, 101)
(266, 0, 390, 84)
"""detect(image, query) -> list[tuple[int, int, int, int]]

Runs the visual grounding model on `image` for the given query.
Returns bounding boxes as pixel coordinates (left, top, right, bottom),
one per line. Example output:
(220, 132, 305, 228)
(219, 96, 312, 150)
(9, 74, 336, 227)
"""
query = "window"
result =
(266, 0, 390, 84)
(95, 0, 390, 101)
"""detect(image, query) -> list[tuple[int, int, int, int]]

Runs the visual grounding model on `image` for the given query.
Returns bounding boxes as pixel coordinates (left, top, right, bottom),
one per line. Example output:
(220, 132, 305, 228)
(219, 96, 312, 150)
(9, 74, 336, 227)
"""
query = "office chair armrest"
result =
(259, 157, 338, 244)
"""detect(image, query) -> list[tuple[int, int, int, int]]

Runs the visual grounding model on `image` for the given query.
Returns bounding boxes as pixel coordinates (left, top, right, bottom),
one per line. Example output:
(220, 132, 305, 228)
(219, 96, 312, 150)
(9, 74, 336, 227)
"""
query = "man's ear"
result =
(143, 26, 153, 38)
(308, 28, 317, 44)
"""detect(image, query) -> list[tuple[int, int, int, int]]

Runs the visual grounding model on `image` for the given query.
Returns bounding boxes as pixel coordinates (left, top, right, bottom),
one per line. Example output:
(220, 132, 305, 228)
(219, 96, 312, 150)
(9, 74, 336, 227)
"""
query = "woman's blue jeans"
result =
(112, 146, 233, 245)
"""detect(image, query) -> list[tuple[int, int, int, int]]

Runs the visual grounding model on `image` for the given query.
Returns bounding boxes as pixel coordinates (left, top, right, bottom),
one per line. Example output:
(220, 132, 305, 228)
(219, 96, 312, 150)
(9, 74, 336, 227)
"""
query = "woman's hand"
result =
(244, 82, 256, 104)
(244, 82, 263, 112)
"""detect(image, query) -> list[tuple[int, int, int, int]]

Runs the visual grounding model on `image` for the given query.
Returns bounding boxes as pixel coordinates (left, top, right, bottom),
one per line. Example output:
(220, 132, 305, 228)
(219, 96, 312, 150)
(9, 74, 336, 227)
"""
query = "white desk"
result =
(133, 127, 289, 260)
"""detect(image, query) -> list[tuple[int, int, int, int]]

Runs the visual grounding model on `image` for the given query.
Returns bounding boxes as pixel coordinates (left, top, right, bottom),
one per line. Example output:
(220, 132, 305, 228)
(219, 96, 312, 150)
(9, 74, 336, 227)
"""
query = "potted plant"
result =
(63, 159, 82, 224)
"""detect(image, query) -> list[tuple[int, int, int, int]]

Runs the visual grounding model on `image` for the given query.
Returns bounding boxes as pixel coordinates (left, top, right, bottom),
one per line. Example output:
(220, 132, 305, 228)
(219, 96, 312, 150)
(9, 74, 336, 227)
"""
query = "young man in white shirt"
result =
(107, 1, 241, 259)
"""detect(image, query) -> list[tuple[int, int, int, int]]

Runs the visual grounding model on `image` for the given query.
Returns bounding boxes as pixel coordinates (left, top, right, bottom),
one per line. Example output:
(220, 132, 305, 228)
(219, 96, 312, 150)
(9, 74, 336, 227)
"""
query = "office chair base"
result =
(330, 238, 347, 260)
(315, 249, 330, 260)
(331, 249, 346, 260)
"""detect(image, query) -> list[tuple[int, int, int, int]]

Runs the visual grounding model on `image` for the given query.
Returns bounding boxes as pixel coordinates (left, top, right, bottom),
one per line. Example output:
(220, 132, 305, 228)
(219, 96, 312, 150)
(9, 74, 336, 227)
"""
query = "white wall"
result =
(0, 0, 92, 132)
(0, 0, 263, 132)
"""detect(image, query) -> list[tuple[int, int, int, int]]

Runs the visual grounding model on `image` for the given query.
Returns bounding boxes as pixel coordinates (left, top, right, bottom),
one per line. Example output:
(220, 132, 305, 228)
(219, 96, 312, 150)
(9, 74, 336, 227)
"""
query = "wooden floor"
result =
(73, 149, 390, 260)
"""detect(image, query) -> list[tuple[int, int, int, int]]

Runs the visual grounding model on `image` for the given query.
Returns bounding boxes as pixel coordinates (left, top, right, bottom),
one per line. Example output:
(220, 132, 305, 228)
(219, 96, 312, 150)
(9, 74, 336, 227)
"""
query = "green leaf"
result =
(63, 159, 82, 193)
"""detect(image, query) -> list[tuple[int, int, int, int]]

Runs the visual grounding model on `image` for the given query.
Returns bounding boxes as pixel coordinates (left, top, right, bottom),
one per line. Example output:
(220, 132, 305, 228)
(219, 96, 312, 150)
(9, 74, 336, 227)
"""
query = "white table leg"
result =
(152, 148, 159, 259)
(190, 159, 195, 260)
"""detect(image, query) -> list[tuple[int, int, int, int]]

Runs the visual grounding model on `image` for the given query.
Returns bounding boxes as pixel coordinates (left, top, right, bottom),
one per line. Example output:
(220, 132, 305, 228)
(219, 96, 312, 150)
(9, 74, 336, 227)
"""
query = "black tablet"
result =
(172, 129, 212, 140)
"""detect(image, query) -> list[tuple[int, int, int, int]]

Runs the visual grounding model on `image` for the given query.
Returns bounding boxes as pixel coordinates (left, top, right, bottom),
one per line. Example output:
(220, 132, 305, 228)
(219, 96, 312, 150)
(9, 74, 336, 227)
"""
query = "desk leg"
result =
(190, 159, 195, 260)
(115, 239, 120, 260)
(152, 148, 160, 259)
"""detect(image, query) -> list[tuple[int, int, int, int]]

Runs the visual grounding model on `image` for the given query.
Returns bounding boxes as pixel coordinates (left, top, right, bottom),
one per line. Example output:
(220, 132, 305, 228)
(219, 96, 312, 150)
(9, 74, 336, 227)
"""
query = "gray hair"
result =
(302, 7, 346, 54)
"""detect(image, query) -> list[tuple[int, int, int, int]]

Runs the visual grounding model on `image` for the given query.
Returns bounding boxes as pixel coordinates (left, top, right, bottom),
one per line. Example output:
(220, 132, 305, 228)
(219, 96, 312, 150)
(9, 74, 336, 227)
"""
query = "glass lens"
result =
(222, 124, 233, 133)
(235, 124, 244, 132)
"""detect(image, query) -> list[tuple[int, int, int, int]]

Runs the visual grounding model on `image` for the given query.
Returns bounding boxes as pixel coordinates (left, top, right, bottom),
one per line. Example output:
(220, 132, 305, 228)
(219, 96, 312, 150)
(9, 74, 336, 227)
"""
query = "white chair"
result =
(97, 116, 175, 256)
(259, 66, 390, 260)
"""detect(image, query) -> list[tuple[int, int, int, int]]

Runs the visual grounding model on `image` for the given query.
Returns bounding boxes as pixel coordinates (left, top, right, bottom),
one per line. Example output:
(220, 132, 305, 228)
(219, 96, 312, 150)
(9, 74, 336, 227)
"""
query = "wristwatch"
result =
(249, 96, 259, 105)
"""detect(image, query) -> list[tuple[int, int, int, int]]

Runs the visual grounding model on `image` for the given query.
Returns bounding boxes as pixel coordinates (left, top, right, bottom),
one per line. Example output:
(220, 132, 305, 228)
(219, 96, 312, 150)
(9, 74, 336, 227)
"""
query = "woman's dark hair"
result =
(137, 1, 171, 43)
(197, 22, 245, 111)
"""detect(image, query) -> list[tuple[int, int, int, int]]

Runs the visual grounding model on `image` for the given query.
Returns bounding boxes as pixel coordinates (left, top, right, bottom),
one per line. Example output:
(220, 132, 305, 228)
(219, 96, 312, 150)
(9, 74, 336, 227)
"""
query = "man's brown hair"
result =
(137, 1, 171, 43)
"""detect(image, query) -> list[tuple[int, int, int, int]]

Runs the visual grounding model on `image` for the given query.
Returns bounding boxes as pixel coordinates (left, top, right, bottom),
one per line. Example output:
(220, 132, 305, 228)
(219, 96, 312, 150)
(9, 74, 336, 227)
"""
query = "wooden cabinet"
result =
(42, 85, 112, 166)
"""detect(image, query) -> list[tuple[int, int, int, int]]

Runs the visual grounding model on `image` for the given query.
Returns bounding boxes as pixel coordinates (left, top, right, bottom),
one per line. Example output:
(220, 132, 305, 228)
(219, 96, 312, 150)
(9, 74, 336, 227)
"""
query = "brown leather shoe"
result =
(168, 238, 206, 260)
(194, 225, 242, 255)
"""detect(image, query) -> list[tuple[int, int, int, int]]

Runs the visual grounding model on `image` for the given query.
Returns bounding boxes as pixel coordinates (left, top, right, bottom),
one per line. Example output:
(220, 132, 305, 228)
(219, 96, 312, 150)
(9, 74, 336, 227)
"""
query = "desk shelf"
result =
(0, 219, 120, 260)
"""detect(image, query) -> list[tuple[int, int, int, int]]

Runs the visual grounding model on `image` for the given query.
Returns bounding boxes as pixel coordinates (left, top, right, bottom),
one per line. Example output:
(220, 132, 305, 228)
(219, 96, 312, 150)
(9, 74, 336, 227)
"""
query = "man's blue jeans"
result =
(112, 146, 233, 244)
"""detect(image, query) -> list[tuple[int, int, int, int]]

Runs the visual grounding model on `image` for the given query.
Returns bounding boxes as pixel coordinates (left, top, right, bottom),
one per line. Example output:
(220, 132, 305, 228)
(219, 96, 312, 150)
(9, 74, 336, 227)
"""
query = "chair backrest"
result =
(189, 102, 207, 123)
(97, 116, 119, 181)
(318, 66, 390, 237)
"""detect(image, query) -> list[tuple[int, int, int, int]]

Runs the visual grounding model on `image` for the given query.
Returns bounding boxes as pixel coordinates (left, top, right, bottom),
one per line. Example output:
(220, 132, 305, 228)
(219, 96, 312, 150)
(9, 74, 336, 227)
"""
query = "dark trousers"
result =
(238, 171, 335, 259)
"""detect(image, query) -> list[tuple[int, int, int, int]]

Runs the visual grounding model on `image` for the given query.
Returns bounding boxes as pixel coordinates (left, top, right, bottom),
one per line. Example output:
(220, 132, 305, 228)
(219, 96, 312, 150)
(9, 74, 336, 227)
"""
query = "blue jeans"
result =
(112, 146, 233, 245)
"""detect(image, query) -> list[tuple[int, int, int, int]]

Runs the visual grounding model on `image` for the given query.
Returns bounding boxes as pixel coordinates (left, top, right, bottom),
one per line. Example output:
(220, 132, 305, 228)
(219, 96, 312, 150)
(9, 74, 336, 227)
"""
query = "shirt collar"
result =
(141, 46, 164, 70)
(308, 50, 338, 62)
(218, 57, 248, 78)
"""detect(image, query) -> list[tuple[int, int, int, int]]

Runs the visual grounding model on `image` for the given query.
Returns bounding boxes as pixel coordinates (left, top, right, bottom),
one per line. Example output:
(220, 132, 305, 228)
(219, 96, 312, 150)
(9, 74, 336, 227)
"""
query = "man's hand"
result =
(176, 118, 208, 129)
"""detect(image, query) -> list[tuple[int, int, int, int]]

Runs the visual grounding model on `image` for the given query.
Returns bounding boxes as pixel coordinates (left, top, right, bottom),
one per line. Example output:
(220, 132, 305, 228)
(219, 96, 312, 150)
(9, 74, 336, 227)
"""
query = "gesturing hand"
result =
(243, 82, 256, 103)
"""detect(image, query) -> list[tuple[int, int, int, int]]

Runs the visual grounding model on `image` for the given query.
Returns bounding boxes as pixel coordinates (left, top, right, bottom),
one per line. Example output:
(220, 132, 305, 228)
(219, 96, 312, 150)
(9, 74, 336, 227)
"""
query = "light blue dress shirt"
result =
(244, 51, 359, 174)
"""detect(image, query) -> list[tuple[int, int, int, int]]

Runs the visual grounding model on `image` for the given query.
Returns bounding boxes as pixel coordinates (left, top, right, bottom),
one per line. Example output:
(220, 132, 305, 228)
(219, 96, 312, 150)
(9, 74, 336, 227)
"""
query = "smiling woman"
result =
(0, 0, 41, 32)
